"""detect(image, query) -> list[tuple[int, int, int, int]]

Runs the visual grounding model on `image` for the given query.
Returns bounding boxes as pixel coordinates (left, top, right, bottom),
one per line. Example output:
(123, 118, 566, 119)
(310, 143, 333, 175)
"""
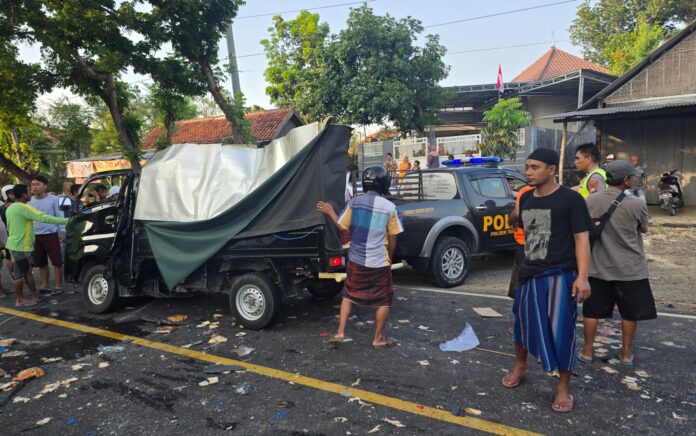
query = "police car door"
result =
(465, 173, 515, 250)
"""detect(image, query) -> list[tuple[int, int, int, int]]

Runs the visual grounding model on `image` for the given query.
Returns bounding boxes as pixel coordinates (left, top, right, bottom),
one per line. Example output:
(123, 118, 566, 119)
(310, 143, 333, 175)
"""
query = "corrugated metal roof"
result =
(546, 98, 696, 122)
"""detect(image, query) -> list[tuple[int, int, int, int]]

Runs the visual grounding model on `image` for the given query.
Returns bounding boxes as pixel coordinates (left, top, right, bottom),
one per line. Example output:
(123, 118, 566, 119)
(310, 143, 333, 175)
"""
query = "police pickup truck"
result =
(389, 163, 527, 288)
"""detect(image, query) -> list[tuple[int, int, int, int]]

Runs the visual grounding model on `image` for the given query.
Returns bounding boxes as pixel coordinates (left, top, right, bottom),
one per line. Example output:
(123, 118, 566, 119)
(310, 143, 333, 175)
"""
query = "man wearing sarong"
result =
(502, 148, 592, 413)
(317, 166, 404, 349)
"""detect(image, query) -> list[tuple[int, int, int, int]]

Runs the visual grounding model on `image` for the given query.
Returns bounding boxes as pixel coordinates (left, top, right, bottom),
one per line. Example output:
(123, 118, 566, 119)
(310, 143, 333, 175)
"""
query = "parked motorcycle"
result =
(657, 170, 684, 216)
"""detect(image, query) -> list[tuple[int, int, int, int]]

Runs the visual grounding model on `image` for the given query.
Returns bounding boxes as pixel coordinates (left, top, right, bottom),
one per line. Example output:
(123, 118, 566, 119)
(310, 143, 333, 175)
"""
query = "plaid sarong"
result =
(513, 268, 578, 372)
(344, 261, 394, 307)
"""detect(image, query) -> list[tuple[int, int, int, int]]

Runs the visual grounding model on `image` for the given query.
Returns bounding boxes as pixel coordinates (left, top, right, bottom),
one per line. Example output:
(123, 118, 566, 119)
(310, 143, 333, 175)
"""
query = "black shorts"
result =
(584, 277, 657, 321)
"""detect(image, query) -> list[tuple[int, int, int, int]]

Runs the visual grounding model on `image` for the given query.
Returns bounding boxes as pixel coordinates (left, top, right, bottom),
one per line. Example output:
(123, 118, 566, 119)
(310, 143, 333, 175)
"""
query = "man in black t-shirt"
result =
(502, 148, 592, 414)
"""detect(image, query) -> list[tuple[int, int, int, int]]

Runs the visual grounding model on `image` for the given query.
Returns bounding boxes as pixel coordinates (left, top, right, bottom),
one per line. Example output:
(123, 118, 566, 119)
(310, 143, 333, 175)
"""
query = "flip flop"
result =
(552, 394, 574, 413)
(372, 337, 397, 350)
(37, 288, 52, 294)
(328, 336, 344, 346)
(50, 289, 63, 296)
(576, 349, 594, 364)
(618, 351, 635, 367)
(16, 299, 37, 307)
(501, 372, 525, 389)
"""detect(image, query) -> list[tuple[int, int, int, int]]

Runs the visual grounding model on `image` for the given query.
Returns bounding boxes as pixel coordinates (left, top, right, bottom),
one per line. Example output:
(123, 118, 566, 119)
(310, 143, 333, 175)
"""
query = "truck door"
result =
(64, 172, 130, 281)
(463, 173, 516, 250)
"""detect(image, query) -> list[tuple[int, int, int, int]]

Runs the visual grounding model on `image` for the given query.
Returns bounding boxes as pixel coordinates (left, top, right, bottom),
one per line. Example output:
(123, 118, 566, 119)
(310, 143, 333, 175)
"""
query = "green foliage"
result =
(570, 0, 694, 74)
(46, 100, 93, 159)
(261, 5, 450, 135)
(480, 98, 531, 160)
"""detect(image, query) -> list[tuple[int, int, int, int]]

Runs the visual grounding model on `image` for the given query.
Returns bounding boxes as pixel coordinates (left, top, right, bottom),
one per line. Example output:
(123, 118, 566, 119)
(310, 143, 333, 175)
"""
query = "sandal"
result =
(501, 372, 525, 389)
(552, 394, 574, 413)
(372, 337, 397, 350)
(618, 351, 635, 367)
(576, 349, 594, 363)
(16, 299, 37, 307)
(328, 336, 344, 345)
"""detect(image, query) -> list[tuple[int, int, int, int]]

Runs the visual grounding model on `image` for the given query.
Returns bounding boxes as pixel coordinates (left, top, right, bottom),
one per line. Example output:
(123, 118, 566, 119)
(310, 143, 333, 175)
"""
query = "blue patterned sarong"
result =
(513, 269, 578, 372)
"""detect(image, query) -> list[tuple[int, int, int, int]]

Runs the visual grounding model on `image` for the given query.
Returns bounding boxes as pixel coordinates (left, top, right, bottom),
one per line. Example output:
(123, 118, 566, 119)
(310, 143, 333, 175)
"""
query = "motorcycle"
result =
(657, 170, 684, 216)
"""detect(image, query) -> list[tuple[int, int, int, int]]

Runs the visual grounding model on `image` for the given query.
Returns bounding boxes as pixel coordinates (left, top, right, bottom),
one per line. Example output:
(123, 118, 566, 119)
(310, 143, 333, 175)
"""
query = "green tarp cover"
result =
(143, 125, 351, 289)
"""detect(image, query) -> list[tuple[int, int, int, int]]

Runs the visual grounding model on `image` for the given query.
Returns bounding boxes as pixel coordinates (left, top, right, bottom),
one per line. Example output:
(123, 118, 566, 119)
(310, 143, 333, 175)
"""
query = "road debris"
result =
(235, 382, 253, 395)
(235, 332, 247, 337)
(167, 314, 188, 323)
(199, 377, 219, 386)
(2, 350, 27, 358)
(233, 346, 255, 357)
(40, 357, 63, 363)
(36, 417, 52, 426)
(205, 364, 245, 374)
(417, 325, 430, 331)
(71, 363, 91, 371)
(97, 345, 124, 354)
(397, 319, 410, 324)
(368, 424, 381, 433)
(13, 367, 45, 382)
(196, 321, 211, 328)
(465, 407, 482, 416)
(0, 338, 17, 347)
(213, 313, 224, 319)
(473, 307, 502, 318)
(595, 336, 621, 345)
(348, 397, 371, 408)
(635, 370, 650, 378)
(661, 341, 686, 349)
(439, 323, 480, 352)
(208, 335, 228, 345)
(418, 360, 430, 366)
(98, 362, 110, 369)
(155, 326, 176, 334)
(382, 418, 406, 428)
(351, 378, 361, 387)
(0, 382, 18, 392)
(270, 411, 288, 421)
(601, 366, 619, 374)
(334, 417, 349, 423)
(13, 396, 30, 403)
(672, 412, 687, 421)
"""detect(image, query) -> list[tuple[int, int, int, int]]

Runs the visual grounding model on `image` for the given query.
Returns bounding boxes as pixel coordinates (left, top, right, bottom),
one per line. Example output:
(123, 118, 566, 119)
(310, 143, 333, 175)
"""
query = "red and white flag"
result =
(496, 65, 504, 93)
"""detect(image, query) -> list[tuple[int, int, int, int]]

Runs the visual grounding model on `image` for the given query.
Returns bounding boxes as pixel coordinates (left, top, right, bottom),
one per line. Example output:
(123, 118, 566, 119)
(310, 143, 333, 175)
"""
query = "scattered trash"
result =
(348, 397, 371, 408)
(382, 418, 406, 428)
(601, 366, 619, 374)
(635, 370, 650, 378)
(233, 346, 255, 357)
(608, 358, 621, 365)
(595, 336, 621, 345)
(473, 307, 502, 318)
(0, 368, 5, 377)
(343, 338, 354, 343)
(0, 346, 4, 353)
(439, 323, 480, 352)
(334, 417, 349, 423)
(71, 364, 91, 371)
(0, 338, 16, 347)
(661, 341, 686, 349)
(97, 345, 124, 354)
(319, 332, 330, 337)
(13, 367, 45, 382)
(235, 332, 247, 337)
(368, 424, 381, 433)
(418, 360, 430, 366)
(98, 362, 110, 369)
(416, 404, 424, 409)
(213, 313, 224, 319)
(208, 335, 228, 345)
(465, 407, 482, 416)
(417, 325, 430, 331)
(13, 396, 30, 403)
(665, 303, 675, 309)
(0, 382, 18, 392)
(270, 411, 288, 421)
(196, 321, 211, 328)
(451, 386, 458, 391)
(36, 417, 52, 426)
(2, 350, 27, 358)
(672, 412, 687, 421)
(640, 394, 651, 399)
(200, 376, 219, 386)
(167, 314, 188, 323)
(155, 326, 176, 334)
(205, 364, 245, 374)
(235, 382, 253, 395)
(67, 418, 76, 426)
(351, 378, 361, 387)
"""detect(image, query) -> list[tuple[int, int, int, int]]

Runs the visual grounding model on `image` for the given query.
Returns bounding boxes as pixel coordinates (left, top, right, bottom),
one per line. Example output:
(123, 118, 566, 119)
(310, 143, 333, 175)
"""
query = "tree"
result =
(261, 5, 450, 135)
(148, 0, 249, 143)
(261, 11, 331, 120)
(479, 98, 531, 160)
(570, 0, 695, 74)
(46, 100, 93, 160)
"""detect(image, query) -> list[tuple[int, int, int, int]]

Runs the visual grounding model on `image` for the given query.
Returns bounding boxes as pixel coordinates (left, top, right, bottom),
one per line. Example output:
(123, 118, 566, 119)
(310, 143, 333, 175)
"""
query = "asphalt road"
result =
(0, 273, 694, 435)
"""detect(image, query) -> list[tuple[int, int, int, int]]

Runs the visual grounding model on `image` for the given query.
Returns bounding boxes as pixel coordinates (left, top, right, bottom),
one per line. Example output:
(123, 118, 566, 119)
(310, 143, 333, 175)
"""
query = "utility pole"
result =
(226, 23, 242, 97)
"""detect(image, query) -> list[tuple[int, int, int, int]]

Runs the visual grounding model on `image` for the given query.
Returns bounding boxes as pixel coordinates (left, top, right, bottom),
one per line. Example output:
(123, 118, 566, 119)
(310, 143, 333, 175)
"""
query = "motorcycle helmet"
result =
(362, 166, 390, 195)
(1, 185, 14, 202)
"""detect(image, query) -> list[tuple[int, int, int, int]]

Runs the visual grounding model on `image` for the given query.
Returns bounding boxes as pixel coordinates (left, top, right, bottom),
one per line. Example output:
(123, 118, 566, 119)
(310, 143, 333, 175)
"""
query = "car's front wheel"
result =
(82, 264, 119, 313)
(429, 236, 470, 288)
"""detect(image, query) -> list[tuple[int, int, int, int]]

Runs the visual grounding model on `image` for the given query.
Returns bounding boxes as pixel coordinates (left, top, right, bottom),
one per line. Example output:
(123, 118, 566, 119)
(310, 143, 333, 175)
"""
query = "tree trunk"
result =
(199, 60, 243, 143)
(0, 152, 32, 185)
(165, 117, 175, 145)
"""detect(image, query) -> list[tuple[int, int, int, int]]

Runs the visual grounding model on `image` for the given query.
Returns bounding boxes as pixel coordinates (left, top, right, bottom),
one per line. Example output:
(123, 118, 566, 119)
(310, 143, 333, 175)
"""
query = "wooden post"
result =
(559, 122, 567, 185)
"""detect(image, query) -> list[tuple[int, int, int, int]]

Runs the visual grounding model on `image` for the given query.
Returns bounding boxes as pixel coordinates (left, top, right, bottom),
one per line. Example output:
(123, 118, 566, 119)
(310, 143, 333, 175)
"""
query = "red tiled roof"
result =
(511, 47, 611, 83)
(142, 108, 297, 149)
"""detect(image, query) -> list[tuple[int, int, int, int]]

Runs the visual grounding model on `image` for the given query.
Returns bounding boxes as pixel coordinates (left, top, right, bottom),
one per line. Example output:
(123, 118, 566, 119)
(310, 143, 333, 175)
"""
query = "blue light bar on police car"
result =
(442, 156, 503, 166)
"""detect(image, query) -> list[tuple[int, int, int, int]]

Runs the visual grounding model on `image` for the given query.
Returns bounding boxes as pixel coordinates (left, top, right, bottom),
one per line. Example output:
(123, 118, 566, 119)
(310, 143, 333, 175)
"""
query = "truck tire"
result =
(82, 264, 119, 313)
(229, 273, 281, 330)
(429, 237, 470, 288)
(306, 279, 343, 299)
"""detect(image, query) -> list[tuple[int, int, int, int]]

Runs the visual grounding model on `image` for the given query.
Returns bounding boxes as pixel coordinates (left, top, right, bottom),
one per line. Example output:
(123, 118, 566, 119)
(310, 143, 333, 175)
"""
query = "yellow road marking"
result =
(0, 306, 540, 436)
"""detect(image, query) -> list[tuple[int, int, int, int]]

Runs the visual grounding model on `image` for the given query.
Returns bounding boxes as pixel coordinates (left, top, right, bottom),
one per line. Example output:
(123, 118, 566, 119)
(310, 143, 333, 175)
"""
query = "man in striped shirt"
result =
(6, 184, 69, 307)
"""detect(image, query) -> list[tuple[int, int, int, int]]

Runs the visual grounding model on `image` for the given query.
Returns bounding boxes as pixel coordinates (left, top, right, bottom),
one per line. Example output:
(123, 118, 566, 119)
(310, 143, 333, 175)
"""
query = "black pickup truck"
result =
(389, 166, 527, 287)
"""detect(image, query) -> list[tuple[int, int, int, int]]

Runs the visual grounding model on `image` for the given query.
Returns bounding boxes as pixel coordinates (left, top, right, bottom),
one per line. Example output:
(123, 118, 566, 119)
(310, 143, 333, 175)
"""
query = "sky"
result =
(29, 0, 589, 112)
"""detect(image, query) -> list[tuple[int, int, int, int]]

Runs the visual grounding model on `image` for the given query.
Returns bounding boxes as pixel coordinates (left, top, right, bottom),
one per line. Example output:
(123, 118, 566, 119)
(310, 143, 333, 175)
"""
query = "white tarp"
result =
(134, 122, 321, 222)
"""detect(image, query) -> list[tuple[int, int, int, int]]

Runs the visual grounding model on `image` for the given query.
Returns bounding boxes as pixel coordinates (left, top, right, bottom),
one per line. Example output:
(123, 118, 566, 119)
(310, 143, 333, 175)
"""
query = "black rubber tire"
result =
(229, 273, 282, 330)
(81, 264, 119, 314)
(429, 236, 470, 288)
(306, 279, 344, 299)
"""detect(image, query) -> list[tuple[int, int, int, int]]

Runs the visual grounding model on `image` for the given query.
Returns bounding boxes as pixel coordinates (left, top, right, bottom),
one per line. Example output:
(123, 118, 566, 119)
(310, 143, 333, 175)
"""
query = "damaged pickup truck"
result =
(64, 122, 351, 329)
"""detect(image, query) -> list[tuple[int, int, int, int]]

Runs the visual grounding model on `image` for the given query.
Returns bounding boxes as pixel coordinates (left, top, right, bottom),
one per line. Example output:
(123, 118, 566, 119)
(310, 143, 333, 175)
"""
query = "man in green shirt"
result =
(6, 184, 69, 307)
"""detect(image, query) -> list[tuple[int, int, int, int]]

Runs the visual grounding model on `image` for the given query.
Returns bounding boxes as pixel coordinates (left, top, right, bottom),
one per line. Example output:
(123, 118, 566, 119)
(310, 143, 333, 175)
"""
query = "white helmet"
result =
(1, 185, 14, 202)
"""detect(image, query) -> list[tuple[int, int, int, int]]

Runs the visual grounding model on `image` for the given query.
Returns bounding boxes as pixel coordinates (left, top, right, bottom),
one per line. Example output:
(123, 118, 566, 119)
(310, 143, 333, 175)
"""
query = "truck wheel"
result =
(229, 273, 281, 330)
(82, 264, 119, 314)
(430, 237, 470, 288)
(306, 279, 343, 299)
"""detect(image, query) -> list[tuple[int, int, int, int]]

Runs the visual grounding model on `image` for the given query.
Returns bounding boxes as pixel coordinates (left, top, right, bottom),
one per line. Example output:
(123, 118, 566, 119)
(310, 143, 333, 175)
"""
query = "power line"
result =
(424, 0, 580, 28)
(235, 0, 376, 20)
(447, 40, 568, 55)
